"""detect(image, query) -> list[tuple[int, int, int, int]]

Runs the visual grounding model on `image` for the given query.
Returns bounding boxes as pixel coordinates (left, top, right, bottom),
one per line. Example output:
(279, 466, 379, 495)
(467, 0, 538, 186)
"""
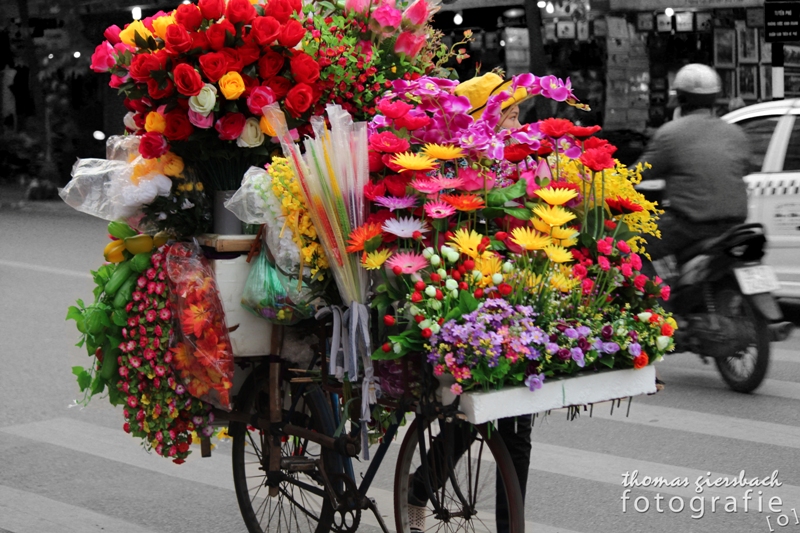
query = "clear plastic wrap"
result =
(225, 165, 302, 276)
(106, 135, 141, 162)
(165, 242, 235, 411)
(241, 246, 315, 326)
(60, 157, 172, 221)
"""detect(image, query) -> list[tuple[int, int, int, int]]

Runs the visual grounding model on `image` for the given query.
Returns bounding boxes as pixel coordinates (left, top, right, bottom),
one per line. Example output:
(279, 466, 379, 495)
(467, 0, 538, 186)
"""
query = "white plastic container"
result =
(210, 255, 273, 357)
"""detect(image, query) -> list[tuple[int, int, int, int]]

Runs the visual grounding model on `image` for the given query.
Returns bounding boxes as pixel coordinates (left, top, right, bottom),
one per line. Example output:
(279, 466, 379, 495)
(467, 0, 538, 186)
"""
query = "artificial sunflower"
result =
(534, 187, 578, 206)
(449, 228, 484, 258)
(510, 227, 551, 251)
(422, 143, 465, 161)
(533, 205, 577, 227)
(390, 152, 439, 172)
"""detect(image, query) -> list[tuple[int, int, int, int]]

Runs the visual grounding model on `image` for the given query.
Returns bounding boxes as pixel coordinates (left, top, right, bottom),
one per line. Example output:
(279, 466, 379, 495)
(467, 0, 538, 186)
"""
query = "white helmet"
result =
(673, 64, 721, 107)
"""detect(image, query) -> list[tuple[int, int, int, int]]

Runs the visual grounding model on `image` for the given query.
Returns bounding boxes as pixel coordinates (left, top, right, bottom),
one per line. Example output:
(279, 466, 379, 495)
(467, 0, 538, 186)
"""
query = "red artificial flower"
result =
(138, 131, 169, 159)
(237, 42, 262, 68)
(633, 274, 648, 292)
(584, 136, 618, 155)
(606, 196, 643, 214)
(226, 0, 256, 24)
(175, 3, 203, 31)
(104, 24, 122, 45)
(368, 150, 385, 172)
(250, 16, 281, 46)
(246, 86, 276, 115)
(164, 111, 194, 141)
(633, 353, 649, 369)
(504, 144, 534, 163)
(382, 153, 403, 173)
(539, 117, 574, 138)
(536, 139, 554, 156)
(206, 20, 236, 51)
(198, 52, 228, 83)
(257, 49, 285, 80)
(384, 173, 411, 196)
(369, 131, 410, 153)
(164, 24, 193, 55)
(191, 31, 210, 51)
(265, 0, 299, 23)
(660, 286, 671, 301)
(394, 111, 430, 131)
(364, 180, 386, 201)
(215, 112, 247, 140)
(277, 19, 306, 48)
(172, 63, 205, 96)
(284, 83, 314, 117)
(569, 124, 601, 140)
(290, 52, 321, 84)
(377, 98, 413, 119)
(266, 76, 292, 100)
(579, 147, 616, 172)
(129, 53, 164, 83)
(199, 0, 225, 20)
(147, 78, 174, 100)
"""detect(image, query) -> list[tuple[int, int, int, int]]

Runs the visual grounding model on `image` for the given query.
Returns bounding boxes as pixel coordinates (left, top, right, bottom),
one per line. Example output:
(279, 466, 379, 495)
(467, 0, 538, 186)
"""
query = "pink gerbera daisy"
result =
(382, 216, 429, 238)
(431, 176, 464, 190)
(411, 178, 443, 194)
(386, 252, 428, 274)
(424, 201, 456, 219)
(374, 195, 417, 212)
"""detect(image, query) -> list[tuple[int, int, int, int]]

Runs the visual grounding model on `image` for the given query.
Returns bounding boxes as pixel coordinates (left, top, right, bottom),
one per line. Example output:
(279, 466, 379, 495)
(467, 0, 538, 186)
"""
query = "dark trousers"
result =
(408, 415, 532, 533)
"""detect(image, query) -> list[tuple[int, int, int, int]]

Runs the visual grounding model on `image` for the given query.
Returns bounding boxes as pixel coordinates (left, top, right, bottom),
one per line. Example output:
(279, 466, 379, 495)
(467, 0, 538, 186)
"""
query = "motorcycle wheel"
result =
(713, 283, 770, 393)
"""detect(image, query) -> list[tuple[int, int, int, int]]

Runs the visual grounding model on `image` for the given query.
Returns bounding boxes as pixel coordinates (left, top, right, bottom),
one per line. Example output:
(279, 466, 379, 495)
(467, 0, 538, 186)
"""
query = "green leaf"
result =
(133, 32, 149, 49)
(599, 355, 615, 369)
(318, 0, 335, 10)
(72, 366, 85, 377)
(487, 179, 526, 206)
(76, 370, 92, 391)
(90, 375, 105, 395)
(480, 207, 504, 220)
(66, 306, 83, 322)
(112, 309, 128, 327)
(502, 206, 533, 220)
(458, 290, 479, 314)
(444, 306, 463, 322)
(371, 344, 406, 361)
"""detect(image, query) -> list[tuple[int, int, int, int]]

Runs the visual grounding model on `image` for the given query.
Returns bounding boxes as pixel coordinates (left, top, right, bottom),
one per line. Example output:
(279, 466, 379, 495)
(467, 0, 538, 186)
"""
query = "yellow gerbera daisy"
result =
(534, 188, 578, 206)
(474, 253, 502, 287)
(390, 152, 439, 172)
(362, 249, 393, 270)
(532, 216, 553, 235)
(449, 228, 484, 258)
(533, 205, 577, 227)
(543, 244, 574, 263)
(550, 226, 578, 240)
(421, 143, 465, 161)
(510, 227, 551, 251)
(550, 272, 579, 293)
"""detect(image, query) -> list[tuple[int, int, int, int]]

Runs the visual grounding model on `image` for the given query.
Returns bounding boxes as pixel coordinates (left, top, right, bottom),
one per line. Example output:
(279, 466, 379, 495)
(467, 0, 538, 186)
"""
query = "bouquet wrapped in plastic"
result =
(165, 242, 235, 410)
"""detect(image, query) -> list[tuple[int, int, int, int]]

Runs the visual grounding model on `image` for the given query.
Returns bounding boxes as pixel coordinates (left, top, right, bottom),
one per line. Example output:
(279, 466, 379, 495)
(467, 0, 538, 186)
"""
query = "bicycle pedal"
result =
(280, 456, 316, 472)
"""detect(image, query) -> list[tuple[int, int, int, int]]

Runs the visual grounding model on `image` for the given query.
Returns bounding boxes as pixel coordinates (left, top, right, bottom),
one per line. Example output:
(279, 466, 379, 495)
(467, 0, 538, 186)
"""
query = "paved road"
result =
(1, 200, 800, 533)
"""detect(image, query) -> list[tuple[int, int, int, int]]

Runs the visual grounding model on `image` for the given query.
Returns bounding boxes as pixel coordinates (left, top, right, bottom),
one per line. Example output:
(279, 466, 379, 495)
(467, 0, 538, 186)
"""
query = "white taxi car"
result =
(722, 99, 800, 299)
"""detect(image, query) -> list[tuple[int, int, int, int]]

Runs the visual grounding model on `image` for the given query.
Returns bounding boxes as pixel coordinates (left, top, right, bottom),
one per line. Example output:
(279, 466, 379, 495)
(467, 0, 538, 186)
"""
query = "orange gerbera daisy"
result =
(441, 193, 485, 212)
(346, 222, 383, 253)
(181, 302, 212, 338)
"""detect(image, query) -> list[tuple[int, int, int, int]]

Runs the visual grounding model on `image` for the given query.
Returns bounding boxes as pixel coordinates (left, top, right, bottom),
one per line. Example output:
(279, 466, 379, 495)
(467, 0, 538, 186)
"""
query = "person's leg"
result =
(496, 415, 533, 533)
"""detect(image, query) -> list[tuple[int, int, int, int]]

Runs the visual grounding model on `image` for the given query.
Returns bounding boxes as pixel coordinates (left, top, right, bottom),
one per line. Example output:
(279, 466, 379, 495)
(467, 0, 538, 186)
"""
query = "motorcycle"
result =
(653, 222, 794, 393)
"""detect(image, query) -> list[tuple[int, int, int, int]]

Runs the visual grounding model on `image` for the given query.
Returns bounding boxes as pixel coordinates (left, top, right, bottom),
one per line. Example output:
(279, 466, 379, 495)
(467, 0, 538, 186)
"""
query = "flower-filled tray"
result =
(440, 366, 656, 425)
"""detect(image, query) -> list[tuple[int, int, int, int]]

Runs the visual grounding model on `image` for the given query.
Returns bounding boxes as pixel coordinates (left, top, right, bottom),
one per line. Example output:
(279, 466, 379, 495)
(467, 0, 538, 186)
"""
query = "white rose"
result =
(188, 84, 218, 116)
(123, 111, 137, 131)
(236, 117, 265, 148)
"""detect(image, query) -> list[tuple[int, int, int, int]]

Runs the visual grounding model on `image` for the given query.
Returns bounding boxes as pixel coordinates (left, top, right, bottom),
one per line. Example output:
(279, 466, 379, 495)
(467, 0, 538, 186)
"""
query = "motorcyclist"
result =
(637, 63, 750, 265)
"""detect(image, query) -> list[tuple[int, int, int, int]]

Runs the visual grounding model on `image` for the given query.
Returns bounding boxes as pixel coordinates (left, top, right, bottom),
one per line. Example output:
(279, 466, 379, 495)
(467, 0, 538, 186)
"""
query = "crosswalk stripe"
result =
(0, 485, 158, 533)
(660, 365, 800, 401)
(0, 259, 92, 279)
(591, 403, 800, 448)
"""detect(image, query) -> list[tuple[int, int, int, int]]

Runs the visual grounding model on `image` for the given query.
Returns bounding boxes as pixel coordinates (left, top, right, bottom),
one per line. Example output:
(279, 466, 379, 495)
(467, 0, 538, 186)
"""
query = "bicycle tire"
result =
(394, 415, 525, 533)
(231, 374, 340, 533)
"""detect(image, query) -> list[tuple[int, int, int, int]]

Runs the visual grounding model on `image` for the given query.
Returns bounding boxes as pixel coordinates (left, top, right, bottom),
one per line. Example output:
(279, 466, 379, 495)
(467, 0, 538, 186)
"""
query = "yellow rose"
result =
(119, 20, 153, 47)
(218, 71, 245, 100)
(151, 13, 176, 40)
(161, 152, 185, 178)
(259, 115, 277, 137)
(144, 111, 166, 134)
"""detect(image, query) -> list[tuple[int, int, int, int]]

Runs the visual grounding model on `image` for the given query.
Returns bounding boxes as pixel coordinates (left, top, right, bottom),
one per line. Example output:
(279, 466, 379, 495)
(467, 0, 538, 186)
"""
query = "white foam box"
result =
(441, 366, 656, 425)
(210, 255, 273, 356)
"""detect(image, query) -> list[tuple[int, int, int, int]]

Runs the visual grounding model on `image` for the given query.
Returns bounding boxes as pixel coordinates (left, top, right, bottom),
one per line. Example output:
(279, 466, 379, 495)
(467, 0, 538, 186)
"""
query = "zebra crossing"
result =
(1, 340, 799, 533)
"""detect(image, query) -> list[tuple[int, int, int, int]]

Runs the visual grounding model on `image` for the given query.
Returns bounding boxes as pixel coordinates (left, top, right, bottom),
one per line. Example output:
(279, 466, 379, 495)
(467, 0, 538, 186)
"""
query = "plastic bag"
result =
(106, 135, 140, 162)
(241, 246, 316, 326)
(225, 166, 302, 277)
(165, 242, 235, 411)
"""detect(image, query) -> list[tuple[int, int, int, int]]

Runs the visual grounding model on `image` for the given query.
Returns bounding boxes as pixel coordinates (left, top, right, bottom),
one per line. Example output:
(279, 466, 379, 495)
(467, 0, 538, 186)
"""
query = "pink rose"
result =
(458, 167, 496, 192)
(246, 86, 276, 115)
(660, 285, 671, 301)
(90, 41, 116, 73)
(596, 237, 613, 255)
(394, 31, 427, 58)
(215, 112, 247, 140)
(371, 5, 402, 30)
(344, 0, 370, 13)
(403, 0, 429, 27)
(109, 74, 128, 88)
(104, 24, 122, 45)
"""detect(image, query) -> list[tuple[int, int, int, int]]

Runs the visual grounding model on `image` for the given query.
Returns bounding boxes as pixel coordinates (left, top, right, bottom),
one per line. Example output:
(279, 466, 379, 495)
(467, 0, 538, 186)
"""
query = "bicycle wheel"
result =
(231, 376, 340, 533)
(394, 415, 525, 533)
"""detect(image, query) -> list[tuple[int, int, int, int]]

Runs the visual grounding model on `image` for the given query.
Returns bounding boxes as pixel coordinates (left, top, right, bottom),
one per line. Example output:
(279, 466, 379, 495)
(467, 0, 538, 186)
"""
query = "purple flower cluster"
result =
(544, 322, 602, 369)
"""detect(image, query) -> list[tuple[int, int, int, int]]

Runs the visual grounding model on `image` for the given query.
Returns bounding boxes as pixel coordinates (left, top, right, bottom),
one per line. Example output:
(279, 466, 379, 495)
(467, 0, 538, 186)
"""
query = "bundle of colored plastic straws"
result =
(262, 104, 369, 306)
